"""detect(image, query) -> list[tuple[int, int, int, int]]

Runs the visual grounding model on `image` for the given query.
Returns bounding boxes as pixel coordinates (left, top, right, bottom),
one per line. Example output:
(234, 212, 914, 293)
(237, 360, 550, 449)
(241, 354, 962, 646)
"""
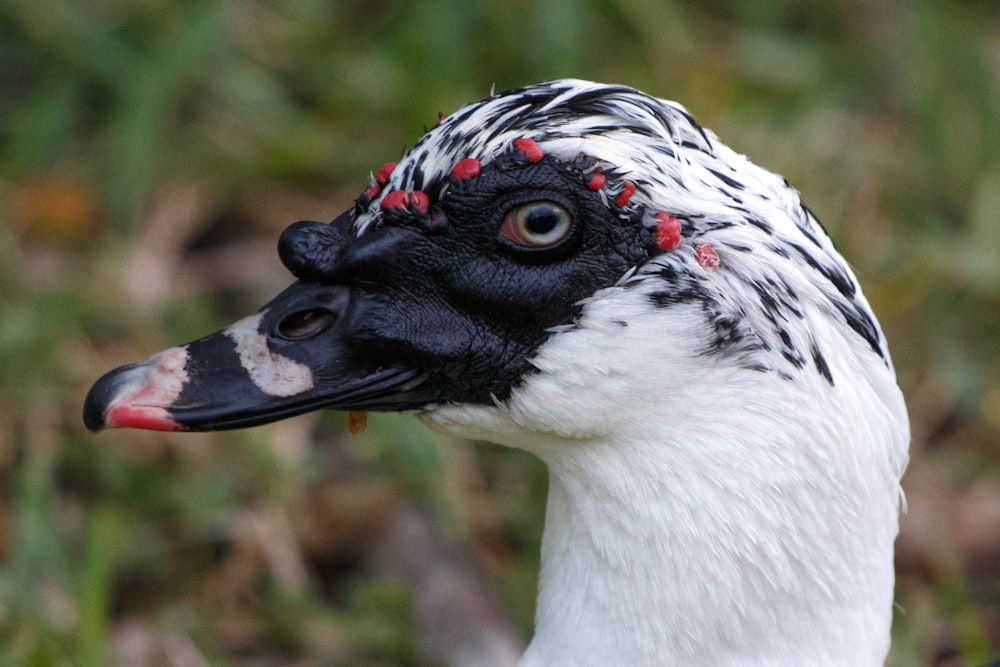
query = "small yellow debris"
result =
(346, 411, 368, 434)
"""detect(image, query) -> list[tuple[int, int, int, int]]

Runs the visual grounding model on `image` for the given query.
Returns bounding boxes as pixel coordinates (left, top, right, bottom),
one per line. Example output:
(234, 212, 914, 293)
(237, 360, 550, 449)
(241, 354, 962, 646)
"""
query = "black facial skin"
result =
(84, 152, 654, 431)
(278, 155, 652, 405)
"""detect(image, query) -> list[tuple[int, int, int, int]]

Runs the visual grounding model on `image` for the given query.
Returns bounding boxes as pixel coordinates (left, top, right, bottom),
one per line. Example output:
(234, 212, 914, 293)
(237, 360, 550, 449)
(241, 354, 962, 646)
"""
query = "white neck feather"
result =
(421, 286, 908, 666)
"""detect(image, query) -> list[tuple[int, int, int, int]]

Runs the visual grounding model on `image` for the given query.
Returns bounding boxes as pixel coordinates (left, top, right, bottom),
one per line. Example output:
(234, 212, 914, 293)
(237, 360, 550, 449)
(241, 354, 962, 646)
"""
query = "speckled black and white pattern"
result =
(353, 79, 889, 385)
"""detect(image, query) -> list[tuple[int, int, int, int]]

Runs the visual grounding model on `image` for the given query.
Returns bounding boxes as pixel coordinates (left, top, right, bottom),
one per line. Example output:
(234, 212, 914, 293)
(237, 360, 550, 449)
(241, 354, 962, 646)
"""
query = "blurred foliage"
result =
(0, 0, 998, 664)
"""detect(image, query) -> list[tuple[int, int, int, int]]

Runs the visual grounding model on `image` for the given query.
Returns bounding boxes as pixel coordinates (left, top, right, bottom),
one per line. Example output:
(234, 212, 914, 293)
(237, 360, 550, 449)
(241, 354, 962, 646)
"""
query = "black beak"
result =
(83, 214, 436, 432)
(82, 282, 430, 432)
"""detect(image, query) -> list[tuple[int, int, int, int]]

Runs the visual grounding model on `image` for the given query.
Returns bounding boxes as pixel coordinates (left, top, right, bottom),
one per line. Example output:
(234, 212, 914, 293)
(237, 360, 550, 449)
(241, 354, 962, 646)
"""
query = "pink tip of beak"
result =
(106, 404, 181, 431)
(84, 346, 190, 432)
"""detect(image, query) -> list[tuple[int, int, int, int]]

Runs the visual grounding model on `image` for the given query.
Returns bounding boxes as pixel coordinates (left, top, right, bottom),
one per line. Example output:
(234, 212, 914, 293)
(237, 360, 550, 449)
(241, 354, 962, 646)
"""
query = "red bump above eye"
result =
(376, 162, 397, 186)
(588, 168, 606, 191)
(410, 190, 430, 215)
(655, 212, 683, 251)
(381, 190, 408, 210)
(451, 158, 481, 180)
(381, 190, 430, 215)
(696, 242, 720, 269)
(513, 137, 544, 162)
(615, 180, 636, 208)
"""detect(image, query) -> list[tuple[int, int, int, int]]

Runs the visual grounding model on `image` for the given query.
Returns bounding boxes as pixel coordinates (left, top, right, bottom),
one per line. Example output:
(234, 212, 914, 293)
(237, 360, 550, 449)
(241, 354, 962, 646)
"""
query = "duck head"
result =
(84, 79, 891, 434)
(84, 86, 676, 432)
(83, 80, 910, 664)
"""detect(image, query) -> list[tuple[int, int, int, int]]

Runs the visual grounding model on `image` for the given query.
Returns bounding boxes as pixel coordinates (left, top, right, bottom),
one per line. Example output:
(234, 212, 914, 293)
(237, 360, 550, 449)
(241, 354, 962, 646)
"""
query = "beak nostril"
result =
(277, 308, 336, 341)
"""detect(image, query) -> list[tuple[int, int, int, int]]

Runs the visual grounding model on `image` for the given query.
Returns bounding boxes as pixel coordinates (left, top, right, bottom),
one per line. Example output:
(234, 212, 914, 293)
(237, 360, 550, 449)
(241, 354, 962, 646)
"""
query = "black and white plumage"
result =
(84, 80, 909, 665)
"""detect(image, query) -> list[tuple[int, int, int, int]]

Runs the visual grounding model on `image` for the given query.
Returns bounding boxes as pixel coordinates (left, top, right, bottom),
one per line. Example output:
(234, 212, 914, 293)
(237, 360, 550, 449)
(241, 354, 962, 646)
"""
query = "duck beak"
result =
(82, 281, 428, 432)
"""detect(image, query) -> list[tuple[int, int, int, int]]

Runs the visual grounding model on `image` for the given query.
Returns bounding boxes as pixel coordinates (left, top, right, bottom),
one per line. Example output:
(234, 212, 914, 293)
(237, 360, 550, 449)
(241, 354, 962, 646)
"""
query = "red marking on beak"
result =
(84, 346, 190, 432)
(106, 405, 181, 431)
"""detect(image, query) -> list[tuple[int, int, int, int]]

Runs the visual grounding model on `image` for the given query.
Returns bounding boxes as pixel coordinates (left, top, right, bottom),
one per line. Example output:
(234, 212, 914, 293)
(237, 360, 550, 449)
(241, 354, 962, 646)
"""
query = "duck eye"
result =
(499, 201, 572, 248)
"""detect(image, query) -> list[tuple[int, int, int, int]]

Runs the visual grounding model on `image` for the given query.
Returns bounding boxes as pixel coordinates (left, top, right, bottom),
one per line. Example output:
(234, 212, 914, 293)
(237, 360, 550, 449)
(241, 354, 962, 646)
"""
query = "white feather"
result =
(373, 79, 910, 666)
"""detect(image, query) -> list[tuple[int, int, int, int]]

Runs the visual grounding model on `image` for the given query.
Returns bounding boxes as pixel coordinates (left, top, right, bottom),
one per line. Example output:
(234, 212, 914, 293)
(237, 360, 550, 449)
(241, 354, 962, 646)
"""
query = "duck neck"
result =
(518, 422, 899, 667)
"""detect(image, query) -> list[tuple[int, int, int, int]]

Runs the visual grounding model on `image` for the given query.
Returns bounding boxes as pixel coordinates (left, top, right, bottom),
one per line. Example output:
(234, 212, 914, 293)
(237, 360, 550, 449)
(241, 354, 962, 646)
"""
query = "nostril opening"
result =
(277, 308, 337, 341)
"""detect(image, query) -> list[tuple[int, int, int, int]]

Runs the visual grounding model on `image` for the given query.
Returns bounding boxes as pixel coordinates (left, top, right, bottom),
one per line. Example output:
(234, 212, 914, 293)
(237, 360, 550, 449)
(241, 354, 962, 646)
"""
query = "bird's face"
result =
(83, 130, 656, 432)
(84, 79, 887, 434)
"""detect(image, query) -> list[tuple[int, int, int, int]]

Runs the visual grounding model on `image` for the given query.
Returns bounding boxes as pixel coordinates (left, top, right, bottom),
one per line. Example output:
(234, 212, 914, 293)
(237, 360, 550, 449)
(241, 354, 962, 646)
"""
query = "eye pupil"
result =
(499, 200, 572, 249)
(524, 207, 560, 235)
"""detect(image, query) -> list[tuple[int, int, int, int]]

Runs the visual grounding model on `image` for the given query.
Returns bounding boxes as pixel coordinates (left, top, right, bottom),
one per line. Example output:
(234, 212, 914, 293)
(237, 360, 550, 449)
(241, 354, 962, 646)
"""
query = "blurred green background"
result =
(1, 0, 999, 665)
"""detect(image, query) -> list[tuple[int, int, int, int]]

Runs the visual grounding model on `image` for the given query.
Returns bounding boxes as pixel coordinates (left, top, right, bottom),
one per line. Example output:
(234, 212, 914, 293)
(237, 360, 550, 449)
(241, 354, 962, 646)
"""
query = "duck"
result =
(83, 79, 910, 666)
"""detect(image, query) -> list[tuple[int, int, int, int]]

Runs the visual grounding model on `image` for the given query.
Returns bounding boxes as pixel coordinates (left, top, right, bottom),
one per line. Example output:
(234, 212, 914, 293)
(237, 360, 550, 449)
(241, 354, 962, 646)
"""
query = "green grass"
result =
(1, 0, 998, 664)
